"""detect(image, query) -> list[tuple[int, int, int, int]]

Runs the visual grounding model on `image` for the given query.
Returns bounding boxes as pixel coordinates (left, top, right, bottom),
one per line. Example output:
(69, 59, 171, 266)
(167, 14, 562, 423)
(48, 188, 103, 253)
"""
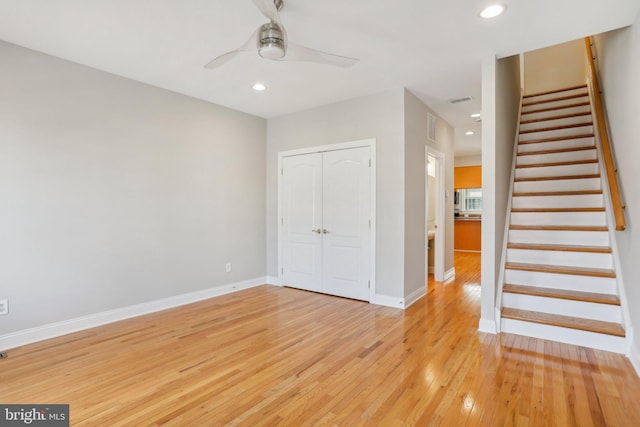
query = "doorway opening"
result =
(426, 147, 445, 285)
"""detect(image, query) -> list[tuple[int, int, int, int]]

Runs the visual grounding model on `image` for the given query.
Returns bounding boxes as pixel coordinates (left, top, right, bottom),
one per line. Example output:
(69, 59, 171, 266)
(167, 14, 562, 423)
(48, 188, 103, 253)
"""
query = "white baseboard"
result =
(494, 307, 502, 333)
(444, 268, 456, 283)
(265, 275, 281, 286)
(0, 277, 267, 351)
(630, 335, 640, 378)
(404, 287, 426, 309)
(478, 318, 497, 334)
(373, 294, 405, 309)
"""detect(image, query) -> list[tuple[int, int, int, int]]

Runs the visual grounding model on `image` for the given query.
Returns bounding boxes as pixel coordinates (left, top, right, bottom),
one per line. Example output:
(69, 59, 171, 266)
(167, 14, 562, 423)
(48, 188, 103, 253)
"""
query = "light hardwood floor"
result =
(2, 252, 639, 425)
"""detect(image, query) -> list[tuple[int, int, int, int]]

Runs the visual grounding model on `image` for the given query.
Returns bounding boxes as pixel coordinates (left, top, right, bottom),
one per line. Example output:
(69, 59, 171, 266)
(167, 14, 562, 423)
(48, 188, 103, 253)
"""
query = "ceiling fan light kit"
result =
(205, 0, 358, 69)
(257, 22, 286, 59)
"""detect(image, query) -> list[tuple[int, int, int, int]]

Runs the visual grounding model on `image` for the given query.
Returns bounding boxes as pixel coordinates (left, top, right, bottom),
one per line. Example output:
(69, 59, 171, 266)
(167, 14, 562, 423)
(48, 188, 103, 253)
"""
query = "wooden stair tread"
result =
(523, 85, 588, 98)
(520, 112, 591, 125)
(511, 207, 604, 213)
(516, 159, 598, 169)
(507, 242, 611, 253)
(522, 92, 589, 107)
(510, 225, 608, 232)
(519, 134, 594, 145)
(501, 308, 625, 337)
(514, 174, 600, 182)
(519, 122, 593, 134)
(512, 190, 602, 197)
(521, 101, 591, 115)
(505, 262, 616, 278)
(517, 146, 595, 156)
(503, 284, 620, 305)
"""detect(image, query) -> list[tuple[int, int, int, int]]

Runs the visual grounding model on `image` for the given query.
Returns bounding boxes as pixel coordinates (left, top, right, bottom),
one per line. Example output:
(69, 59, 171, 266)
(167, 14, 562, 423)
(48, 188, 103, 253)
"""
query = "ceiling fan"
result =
(204, 0, 359, 69)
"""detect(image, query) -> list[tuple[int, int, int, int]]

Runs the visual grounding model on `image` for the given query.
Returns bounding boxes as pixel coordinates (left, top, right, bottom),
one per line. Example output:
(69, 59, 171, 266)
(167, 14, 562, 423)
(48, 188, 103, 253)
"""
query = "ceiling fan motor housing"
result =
(258, 22, 286, 59)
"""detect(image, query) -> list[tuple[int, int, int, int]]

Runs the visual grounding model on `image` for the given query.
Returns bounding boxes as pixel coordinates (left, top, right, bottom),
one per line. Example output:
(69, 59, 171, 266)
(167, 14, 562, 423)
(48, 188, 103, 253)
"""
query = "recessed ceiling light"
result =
(470, 113, 481, 118)
(465, 131, 475, 136)
(480, 4, 505, 19)
(252, 83, 266, 91)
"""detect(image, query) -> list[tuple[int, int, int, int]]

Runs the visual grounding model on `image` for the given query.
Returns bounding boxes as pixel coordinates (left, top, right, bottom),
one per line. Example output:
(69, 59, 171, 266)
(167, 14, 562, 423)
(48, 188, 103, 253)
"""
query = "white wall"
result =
(480, 54, 521, 332)
(593, 14, 640, 366)
(404, 90, 455, 299)
(455, 155, 482, 167)
(0, 41, 266, 335)
(427, 176, 436, 231)
(524, 39, 588, 94)
(266, 89, 406, 299)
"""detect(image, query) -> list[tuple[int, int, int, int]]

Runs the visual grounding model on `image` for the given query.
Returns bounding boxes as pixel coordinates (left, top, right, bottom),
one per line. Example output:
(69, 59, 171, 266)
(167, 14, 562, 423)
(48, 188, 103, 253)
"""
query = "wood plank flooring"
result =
(2, 252, 639, 426)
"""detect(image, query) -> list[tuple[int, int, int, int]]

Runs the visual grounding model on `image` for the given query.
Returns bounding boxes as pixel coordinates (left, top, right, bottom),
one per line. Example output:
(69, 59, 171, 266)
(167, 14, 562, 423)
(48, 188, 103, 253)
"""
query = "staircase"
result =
(499, 84, 627, 353)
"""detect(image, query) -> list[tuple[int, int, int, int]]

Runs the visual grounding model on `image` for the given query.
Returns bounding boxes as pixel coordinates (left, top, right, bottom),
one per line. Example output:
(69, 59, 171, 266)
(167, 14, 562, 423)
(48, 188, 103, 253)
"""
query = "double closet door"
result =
(281, 146, 371, 301)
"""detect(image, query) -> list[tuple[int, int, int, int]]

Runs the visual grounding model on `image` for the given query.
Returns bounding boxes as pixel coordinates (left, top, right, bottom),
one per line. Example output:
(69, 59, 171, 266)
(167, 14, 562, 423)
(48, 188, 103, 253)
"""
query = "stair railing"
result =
(584, 37, 626, 231)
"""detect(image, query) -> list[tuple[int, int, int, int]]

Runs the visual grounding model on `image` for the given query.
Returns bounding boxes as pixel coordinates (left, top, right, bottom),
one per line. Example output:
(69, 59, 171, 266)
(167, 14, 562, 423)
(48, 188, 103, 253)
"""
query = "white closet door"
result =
(321, 147, 371, 301)
(281, 153, 323, 292)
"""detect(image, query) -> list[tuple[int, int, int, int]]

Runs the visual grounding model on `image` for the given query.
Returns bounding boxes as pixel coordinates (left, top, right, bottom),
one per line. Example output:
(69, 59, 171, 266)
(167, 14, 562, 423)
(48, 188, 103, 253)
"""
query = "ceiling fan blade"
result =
(284, 43, 359, 68)
(204, 50, 241, 69)
(252, 0, 281, 23)
(204, 28, 260, 69)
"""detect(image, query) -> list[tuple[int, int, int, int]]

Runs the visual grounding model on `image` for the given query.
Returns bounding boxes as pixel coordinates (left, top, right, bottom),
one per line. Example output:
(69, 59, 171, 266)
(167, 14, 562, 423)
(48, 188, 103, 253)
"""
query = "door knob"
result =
(322, 229, 330, 234)
(312, 229, 322, 234)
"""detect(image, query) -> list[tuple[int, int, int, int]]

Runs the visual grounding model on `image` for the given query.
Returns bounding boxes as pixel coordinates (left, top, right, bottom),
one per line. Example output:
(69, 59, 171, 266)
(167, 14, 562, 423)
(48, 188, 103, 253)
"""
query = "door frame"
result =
(277, 139, 377, 302)
(426, 146, 445, 283)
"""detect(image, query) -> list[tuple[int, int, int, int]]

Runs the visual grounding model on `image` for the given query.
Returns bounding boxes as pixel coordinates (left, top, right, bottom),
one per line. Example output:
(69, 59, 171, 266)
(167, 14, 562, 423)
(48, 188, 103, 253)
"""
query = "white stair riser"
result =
(520, 115, 593, 132)
(515, 162, 599, 179)
(511, 211, 607, 227)
(514, 177, 601, 193)
(523, 88, 589, 103)
(502, 293, 621, 323)
(519, 126, 594, 142)
(522, 95, 590, 112)
(512, 194, 603, 209)
(520, 105, 591, 122)
(504, 269, 616, 294)
(507, 248, 613, 269)
(509, 229, 610, 247)
(517, 149, 596, 166)
(518, 137, 595, 153)
(500, 318, 626, 354)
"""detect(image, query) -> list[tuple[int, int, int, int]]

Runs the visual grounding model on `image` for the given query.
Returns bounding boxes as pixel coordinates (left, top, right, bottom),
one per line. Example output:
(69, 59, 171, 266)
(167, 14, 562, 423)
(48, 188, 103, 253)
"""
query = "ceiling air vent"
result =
(448, 96, 473, 104)
(427, 112, 437, 142)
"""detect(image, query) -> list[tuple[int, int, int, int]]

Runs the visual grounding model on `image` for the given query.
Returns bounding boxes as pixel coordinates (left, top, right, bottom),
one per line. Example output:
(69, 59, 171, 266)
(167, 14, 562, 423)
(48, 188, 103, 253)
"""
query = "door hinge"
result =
(369, 159, 371, 167)
(281, 267, 284, 275)
(368, 280, 370, 289)
(281, 217, 284, 225)
(281, 168, 283, 176)
(369, 219, 371, 229)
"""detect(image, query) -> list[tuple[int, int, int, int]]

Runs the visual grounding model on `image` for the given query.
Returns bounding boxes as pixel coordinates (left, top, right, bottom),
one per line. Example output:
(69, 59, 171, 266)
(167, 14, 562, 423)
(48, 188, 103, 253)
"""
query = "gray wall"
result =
(480, 54, 521, 330)
(266, 89, 406, 298)
(494, 55, 522, 286)
(594, 15, 640, 358)
(0, 41, 266, 334)
(403, 90, 455, 299)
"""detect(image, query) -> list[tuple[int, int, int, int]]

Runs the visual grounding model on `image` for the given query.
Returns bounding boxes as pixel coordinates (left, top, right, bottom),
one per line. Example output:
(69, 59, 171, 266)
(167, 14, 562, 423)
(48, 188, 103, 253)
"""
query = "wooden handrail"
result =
(584, 37, 626, 231)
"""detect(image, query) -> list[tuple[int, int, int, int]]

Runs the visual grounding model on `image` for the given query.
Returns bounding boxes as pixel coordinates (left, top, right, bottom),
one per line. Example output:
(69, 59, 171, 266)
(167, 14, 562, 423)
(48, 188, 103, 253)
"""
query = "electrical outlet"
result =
(225, 263, 232, 273)
(0, 299, 8, 316)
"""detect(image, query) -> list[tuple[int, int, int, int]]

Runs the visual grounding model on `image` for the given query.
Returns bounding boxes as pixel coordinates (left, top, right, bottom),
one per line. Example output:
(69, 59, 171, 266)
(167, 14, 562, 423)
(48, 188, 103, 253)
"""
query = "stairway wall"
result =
(524, 39, 588, 95)
(480, 54, 521, 332)
(594, 16, 640, 372)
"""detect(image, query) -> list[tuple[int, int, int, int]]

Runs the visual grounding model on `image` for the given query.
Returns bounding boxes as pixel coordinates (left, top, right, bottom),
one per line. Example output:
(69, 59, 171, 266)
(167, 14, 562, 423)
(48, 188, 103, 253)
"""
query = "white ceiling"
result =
(1, 0, 638, 157)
